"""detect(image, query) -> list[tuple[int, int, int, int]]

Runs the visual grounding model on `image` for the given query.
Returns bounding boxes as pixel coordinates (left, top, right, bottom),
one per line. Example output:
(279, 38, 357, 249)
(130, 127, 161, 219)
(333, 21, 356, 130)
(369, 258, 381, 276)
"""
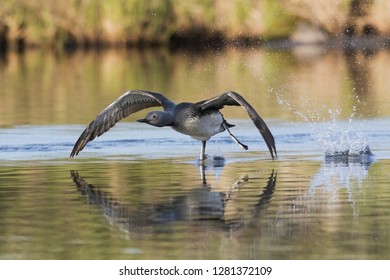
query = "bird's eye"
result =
(152, 114, 157, 119)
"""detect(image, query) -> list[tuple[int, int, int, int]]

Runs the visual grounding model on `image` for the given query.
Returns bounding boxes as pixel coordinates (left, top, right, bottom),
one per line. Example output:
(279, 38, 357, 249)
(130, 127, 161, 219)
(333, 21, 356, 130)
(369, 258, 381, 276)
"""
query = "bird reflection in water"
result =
(70, 165, 276, 233)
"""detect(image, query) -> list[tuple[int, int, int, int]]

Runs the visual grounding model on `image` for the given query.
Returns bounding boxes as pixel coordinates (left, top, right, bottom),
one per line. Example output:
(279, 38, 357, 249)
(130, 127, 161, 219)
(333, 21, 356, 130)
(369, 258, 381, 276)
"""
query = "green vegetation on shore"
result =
(0, 0, 389, 51)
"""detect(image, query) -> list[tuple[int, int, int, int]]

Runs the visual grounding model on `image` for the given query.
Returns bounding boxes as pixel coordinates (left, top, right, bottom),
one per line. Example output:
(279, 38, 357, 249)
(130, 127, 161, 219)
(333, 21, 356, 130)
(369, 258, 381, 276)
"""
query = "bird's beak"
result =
(137, 118, 147, 123)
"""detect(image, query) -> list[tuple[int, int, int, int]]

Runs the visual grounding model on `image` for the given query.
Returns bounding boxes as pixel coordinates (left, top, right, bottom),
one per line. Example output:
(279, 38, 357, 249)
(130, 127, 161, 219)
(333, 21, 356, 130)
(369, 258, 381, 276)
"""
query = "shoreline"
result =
(1, 34, 389, 54)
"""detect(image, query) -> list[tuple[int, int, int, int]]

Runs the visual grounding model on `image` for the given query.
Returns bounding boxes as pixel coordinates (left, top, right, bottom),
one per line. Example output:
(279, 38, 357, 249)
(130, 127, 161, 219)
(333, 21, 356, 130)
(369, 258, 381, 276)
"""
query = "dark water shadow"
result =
(324, 145, 375, 166)
(69, 164, 277, 234)
(311, 150, 374, 195)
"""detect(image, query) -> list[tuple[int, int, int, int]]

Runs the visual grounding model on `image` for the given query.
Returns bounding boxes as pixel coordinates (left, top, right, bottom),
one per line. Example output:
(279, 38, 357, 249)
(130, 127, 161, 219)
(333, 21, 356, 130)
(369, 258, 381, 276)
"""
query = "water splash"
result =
(276, 93, 373, 160)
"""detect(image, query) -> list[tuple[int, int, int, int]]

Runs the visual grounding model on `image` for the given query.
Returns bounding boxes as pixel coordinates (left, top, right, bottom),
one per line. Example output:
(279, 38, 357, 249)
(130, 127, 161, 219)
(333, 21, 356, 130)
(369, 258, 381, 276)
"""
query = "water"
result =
(276, 94, 376, 161)
(1, 47, 390, 260)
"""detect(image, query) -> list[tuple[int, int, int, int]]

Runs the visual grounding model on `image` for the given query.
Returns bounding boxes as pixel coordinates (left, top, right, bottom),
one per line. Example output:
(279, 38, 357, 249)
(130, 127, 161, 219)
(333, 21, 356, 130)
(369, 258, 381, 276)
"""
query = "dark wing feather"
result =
(200, 91, 277, 159)
(70, 90, 175, 157)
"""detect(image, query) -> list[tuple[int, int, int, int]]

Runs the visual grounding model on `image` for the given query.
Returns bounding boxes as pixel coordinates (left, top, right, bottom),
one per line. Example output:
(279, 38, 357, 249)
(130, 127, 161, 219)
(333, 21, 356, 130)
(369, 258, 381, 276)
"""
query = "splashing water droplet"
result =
(277, 95, 373, 158)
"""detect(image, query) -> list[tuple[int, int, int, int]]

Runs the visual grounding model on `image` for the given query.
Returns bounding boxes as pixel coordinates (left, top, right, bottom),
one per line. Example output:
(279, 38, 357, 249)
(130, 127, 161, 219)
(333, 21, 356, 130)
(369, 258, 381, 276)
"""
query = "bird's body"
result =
(171, 103, 226, 141)
(70, 90, 277, 160)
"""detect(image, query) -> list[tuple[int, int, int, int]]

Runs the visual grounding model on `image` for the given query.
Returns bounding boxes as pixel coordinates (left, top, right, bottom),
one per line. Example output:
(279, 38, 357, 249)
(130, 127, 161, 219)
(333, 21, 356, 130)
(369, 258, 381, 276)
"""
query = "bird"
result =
(70, 90, 277, 161)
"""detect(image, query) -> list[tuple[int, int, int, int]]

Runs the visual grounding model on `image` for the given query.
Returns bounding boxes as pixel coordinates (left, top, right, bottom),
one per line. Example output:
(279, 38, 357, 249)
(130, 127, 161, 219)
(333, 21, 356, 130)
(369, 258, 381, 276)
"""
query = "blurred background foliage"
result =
(0, 0, 389, 51)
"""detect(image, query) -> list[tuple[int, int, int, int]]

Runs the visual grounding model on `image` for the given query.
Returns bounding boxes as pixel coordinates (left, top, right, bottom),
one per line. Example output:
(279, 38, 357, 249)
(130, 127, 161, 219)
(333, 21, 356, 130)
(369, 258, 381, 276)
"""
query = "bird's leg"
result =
(199, 141, 207, 161)
(222, 123, 248, 150)
(199, 163, 207, 186)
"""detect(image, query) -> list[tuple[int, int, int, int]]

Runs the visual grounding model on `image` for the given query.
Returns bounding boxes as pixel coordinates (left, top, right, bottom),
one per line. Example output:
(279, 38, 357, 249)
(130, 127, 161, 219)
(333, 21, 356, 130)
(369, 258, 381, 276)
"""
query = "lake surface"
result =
(1, 46, 390, 259)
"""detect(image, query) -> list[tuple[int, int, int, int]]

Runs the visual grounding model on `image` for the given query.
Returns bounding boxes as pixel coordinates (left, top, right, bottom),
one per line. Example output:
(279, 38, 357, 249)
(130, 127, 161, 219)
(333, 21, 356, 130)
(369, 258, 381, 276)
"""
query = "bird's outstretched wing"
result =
(70, 90, 175, 157)
(199, 91, 277, 159)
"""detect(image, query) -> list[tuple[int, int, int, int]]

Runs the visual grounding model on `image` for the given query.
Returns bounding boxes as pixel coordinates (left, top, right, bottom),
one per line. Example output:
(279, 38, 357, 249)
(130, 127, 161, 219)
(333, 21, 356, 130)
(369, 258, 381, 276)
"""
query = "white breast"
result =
(172, 112, 225, 141)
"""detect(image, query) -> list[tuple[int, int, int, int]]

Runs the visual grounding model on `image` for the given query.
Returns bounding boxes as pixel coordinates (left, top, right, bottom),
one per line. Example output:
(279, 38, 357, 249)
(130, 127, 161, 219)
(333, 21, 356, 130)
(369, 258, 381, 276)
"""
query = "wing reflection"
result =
(70, 168, 277, 233)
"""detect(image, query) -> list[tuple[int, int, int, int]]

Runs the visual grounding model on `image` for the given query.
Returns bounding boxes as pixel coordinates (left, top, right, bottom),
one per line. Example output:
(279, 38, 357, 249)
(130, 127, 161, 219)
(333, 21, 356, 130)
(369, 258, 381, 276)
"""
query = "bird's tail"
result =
(223, 120, 235, 128)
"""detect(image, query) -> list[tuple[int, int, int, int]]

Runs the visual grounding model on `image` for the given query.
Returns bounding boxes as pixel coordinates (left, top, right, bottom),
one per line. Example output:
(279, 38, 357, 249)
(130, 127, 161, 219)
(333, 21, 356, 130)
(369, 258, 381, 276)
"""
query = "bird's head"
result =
(137, 111, 174, 127)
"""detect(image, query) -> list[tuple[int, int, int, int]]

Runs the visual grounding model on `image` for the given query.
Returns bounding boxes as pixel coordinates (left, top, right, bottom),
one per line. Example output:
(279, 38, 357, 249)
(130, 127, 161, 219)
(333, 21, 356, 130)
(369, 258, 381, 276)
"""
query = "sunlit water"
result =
(1, 47, 390, 259)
